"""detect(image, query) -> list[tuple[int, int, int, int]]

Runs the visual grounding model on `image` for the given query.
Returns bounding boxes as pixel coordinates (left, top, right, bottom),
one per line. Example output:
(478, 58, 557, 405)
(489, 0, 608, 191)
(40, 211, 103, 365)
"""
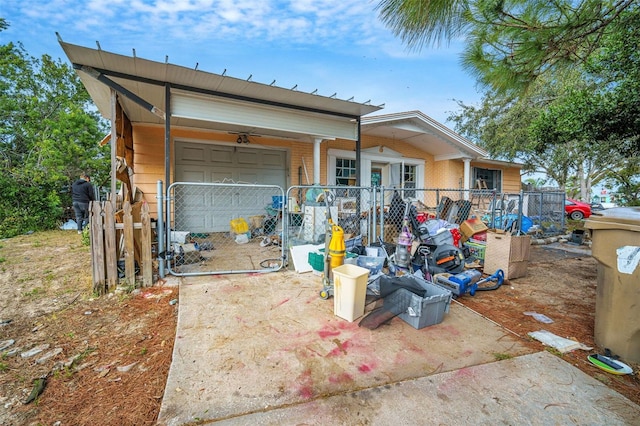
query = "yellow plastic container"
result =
(332, 264, 370, 322)
(230, 218, 249, 234)
(328, 224, 345, 269)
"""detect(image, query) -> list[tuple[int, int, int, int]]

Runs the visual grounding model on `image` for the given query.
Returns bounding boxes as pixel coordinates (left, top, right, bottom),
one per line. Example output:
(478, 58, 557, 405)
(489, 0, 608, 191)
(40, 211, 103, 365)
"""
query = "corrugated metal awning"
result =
(59, 41, 383, 141)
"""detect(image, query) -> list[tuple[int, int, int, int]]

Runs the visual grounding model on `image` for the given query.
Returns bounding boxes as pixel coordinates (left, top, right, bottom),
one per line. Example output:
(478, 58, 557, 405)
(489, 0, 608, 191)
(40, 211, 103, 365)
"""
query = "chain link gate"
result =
(166, 182, 286, 276)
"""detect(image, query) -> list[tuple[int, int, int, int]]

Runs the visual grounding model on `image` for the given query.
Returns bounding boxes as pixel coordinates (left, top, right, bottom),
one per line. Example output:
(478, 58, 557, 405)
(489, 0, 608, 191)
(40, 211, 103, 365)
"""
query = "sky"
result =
(1, 0, 484, 125)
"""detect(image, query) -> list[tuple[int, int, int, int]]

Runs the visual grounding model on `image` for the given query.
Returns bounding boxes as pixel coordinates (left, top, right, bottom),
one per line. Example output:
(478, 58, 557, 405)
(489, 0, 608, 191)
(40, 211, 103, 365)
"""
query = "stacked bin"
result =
(585, 207, 640, 363)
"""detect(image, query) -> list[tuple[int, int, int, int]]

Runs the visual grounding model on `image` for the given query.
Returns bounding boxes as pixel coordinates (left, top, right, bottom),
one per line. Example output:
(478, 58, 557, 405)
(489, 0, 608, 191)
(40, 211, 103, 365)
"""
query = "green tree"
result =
(0, 20, 108, 237)
(377, 0, 636, 94)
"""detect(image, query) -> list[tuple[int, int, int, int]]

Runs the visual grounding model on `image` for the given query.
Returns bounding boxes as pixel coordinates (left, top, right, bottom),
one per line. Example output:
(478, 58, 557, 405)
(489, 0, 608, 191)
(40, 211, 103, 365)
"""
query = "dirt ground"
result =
(0, 230, 639, 425)
(0, 231, 177, 425)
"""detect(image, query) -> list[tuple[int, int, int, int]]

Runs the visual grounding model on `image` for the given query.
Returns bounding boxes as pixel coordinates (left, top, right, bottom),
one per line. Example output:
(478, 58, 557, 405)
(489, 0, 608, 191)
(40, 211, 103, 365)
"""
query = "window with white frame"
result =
(403, 164, 416, 197)
(335, 158, 357, 186)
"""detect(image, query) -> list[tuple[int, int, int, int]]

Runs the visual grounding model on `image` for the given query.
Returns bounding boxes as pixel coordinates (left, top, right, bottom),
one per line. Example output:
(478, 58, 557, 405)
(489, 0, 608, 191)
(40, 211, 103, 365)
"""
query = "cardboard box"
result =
(483, 231, 531, 280)
(460, 218, 488, 241)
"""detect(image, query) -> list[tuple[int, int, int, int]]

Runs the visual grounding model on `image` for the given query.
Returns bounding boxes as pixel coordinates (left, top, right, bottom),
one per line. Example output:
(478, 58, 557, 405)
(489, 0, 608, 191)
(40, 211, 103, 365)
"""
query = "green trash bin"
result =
(585, 207, 640, 363)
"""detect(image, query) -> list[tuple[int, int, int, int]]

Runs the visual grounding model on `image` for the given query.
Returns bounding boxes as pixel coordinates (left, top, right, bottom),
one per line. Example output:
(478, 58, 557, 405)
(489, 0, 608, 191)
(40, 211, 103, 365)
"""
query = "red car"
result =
(565, 198, 592, 220)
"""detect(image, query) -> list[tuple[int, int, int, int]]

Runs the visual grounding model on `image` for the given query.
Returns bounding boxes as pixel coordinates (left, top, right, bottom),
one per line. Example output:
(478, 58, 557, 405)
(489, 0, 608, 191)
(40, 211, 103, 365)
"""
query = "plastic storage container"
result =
(357, 248, 385, 274)
(585, 207, 640, 362)
(332, 264, 370, 322)
(463, 241, 486, 260)
(383, 279, 452, 329)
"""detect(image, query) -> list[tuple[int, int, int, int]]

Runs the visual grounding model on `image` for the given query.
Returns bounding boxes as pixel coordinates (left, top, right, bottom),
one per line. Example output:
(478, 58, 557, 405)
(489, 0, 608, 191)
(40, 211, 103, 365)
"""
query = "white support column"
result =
(313, 137, 322, 185)
(463, 158, 472, 200)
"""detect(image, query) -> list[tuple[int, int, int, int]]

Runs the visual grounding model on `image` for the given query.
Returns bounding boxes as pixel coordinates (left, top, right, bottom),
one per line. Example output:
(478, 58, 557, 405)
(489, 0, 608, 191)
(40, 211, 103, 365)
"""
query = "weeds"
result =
(545, 347, 564, 357)
(0, 361, 8, 372)
(493, 353, 512, 361)
(23, 287, 44, 298)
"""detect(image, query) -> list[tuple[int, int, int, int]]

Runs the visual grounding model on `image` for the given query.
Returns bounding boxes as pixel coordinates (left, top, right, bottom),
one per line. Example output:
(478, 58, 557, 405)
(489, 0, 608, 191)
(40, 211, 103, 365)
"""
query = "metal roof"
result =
(361, 111, 489, 160)
(59, 41, 383, 140)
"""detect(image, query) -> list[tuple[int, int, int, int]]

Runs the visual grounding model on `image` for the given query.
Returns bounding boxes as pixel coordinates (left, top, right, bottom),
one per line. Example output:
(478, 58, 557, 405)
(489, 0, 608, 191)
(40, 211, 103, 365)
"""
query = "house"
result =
(59, 41, 522, 219)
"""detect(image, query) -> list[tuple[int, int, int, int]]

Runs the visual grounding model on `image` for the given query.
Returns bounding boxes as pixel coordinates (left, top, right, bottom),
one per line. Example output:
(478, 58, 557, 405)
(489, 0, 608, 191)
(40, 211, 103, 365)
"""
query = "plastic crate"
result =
(345, 235, 363, 251)
(309, 250, 358, 272)
(383, 279, 452, 329)
(357, 254, 385, 275)
(463, 241, 486, 260)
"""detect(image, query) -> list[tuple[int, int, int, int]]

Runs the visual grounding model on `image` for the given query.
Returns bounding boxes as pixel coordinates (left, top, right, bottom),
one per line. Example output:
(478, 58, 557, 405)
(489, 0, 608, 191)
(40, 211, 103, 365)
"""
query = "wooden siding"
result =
(130, 124, 522, 218)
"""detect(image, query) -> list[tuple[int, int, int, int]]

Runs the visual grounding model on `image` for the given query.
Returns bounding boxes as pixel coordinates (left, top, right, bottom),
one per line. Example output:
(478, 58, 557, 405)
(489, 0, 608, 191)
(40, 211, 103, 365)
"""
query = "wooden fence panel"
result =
(90, 202, 106, 295)
(123, 202, 135, 285)
(104, 202, 118, 292)
(91, 201, 154, 293)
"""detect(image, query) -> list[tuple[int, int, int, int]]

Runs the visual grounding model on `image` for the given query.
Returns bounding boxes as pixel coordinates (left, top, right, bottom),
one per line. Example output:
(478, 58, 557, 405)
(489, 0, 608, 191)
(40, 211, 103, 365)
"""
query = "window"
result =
(336, 158, 357, 186)
(473, 167, 502, 192)
(403, 164, 416, 197)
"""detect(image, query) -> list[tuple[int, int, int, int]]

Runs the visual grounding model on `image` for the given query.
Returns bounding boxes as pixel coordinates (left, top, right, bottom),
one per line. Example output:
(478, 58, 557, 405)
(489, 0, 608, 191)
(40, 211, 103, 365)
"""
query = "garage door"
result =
(174, 142, 287, 232)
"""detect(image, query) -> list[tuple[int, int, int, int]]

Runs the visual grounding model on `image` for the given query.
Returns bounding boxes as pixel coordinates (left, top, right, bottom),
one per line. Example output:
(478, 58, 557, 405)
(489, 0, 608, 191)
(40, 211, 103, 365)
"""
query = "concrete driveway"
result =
(157, 269, 640, 425)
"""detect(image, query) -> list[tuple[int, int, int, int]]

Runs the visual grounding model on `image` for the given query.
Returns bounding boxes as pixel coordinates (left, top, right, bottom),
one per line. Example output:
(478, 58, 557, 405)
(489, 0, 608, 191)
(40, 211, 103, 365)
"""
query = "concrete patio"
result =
(157, 269, 640, 425)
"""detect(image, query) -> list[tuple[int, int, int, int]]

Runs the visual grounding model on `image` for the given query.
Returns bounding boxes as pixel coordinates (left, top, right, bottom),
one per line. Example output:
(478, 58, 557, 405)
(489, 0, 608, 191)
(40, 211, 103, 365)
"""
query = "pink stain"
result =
(337, 321, 357, 331)
(436, 324, 461, 336)
(272, 298, 290, 309)
(299, 386, 314, 399)
(455, 367, 475, 379)
(328, 372, 353, 384)
(462, 349, 473, 357)
(318, 329, 341, 339)
(358, 363, 375, 373)
(327, 340, 351, 357)
(297, 369, 314, 399)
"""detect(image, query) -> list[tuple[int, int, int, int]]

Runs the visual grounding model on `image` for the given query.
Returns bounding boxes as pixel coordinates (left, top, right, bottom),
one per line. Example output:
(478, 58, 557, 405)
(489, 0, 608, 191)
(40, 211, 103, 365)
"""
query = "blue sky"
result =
(1, 0, 483, 124)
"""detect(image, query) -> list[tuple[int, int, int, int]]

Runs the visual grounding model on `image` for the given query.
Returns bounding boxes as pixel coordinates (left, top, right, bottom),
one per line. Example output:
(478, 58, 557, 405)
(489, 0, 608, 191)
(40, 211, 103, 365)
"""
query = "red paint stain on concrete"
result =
(272, 297, 290, 309)
(462, 349, 473, 357)
(299, 386, 314, 399)
(296, 369, 314, 399)
(327, 339, 351, 357)
(318, 329, 341, 339)
(337, 321, 358, 331)
(435, 324, 461, 336)
(455, 367, 474, 379)
(358, 363, 376, 373)
(328, 372, 353, 384)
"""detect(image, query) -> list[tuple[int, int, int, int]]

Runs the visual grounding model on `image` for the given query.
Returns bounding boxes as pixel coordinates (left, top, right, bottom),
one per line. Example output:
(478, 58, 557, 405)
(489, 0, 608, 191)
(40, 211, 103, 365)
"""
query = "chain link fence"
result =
(522, 191, 566, 236)
(375, 188, 566, 247)
(166, 182, 286, 276)
(161, 183, 566, 276)
(284, 185, 374, 248)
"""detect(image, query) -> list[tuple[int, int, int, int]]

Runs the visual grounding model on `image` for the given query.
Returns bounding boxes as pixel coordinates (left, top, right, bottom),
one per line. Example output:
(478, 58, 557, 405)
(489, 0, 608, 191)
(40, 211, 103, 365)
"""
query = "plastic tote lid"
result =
(585, 207, 640, 232)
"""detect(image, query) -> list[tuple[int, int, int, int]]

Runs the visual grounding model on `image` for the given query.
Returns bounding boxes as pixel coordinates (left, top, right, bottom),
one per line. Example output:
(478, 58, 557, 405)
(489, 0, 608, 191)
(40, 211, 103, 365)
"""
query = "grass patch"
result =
(23, 287, 44, 298)
(545, 347, 564, 357)
(493, 353, 513, 361)
(0, 361, 8, 372)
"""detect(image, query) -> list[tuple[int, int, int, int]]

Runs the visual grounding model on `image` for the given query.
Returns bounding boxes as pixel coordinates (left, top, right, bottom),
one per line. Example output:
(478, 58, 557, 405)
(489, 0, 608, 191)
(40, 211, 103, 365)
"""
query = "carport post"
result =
(313, 138, 322, 184)
(157, 180, 165, 278)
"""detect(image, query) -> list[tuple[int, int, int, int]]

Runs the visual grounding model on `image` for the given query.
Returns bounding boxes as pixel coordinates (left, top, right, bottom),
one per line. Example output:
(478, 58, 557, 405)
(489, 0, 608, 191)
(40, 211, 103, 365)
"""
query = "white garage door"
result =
(174, 142, 287, 232)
